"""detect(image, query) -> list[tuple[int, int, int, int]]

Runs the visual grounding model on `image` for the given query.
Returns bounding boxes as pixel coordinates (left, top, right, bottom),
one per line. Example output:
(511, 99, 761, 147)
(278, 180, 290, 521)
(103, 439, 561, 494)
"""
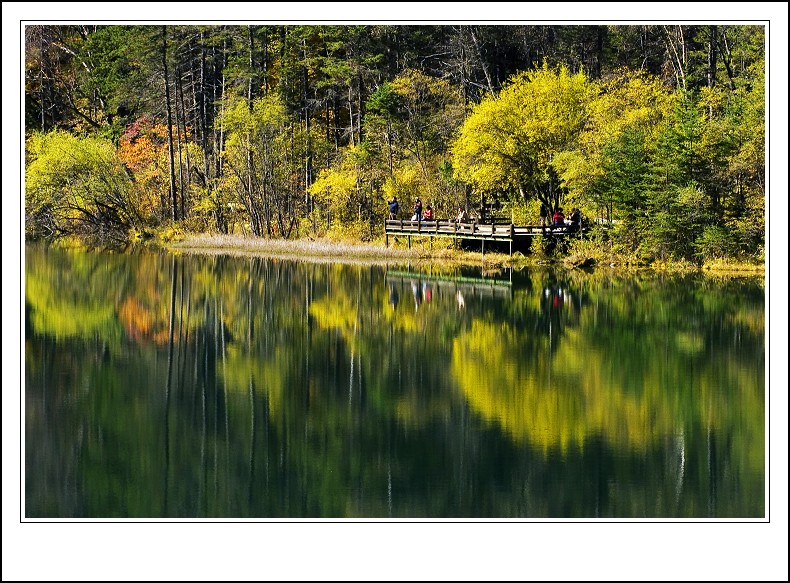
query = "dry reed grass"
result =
(167, 233, 492, 266)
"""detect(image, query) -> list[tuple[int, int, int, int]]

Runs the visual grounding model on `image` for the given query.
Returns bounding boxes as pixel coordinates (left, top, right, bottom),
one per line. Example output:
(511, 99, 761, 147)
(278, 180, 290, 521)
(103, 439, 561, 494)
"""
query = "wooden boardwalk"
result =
(384, 219, 583, 255)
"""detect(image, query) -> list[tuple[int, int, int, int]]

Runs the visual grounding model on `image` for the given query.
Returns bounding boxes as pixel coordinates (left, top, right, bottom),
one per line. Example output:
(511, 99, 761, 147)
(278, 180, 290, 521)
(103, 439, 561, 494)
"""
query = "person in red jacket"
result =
(552, 207, 565, 225)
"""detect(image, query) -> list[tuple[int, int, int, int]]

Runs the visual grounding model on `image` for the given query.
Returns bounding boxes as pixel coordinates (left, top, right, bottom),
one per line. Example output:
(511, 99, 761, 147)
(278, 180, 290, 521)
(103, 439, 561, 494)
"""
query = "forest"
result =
(23, 24, 766, 265)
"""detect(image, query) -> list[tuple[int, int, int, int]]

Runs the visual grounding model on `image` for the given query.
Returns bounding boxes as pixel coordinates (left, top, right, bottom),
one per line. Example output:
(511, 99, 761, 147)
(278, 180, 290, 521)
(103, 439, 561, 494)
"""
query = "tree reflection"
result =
(25, 243, 765, 518)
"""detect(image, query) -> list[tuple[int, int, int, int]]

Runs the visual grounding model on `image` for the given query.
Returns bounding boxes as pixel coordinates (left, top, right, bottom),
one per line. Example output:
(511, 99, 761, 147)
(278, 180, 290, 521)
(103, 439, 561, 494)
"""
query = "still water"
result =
(24, 243, 765, 519)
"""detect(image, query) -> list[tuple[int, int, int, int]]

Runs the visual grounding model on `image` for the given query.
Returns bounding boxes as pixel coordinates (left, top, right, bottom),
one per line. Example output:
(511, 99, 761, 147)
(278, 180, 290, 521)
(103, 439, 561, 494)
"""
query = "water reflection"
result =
(388, 284, 399, 310)
(25, 243, 766, 518)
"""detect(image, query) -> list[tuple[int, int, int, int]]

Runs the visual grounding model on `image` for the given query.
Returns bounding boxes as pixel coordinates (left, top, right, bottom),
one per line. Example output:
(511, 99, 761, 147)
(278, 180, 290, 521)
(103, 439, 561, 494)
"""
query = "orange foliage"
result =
(118, 296, 174, 345)
(117, 116, 197, 219)
(118, 296, 153, 342)
(117, 117, 171, 216)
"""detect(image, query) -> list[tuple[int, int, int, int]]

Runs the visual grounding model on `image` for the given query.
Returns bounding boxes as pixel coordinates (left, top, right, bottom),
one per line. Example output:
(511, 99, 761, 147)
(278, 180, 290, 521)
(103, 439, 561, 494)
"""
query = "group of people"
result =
(540, 202, 582, 231)
(387, 196, 438, 221)
(390, 197, 582, 230)
(411, 281, 434, 310)
(387, 196, 473, 225)
(411, 197, 436, 220)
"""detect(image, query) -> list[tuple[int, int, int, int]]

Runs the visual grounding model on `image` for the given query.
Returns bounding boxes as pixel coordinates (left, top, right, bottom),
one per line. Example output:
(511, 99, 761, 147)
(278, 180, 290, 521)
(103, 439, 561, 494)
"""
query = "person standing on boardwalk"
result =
(540, 201, 551, 229)
(423, 204, 434, 220)
(569, 208, 581, 232)
(413, 197, 423, 221)
(388, 196, 399, 220)
(455, 206, 468, 223)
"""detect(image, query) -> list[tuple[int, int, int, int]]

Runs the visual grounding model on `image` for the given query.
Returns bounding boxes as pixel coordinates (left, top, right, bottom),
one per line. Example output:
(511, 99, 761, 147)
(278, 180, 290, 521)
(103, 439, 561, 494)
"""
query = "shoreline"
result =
(165, 233, 511, 268)
(164, 233, 766, 275)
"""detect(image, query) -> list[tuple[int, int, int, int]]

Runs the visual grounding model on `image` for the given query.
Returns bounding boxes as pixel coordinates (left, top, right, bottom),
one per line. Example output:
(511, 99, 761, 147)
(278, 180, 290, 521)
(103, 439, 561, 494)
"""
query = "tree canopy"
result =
(24, 24, 766, 263)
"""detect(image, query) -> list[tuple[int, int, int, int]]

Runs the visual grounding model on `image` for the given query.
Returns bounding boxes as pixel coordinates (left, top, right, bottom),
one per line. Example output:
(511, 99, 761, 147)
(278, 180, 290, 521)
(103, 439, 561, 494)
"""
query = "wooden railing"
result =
(385, 219, 583, 238)
(384, 218, 586, 255)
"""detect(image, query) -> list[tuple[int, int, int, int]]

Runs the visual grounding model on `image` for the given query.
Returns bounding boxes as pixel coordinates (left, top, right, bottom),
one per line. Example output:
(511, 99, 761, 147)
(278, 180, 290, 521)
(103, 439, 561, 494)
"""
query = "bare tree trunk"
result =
(217, 40, 227, 180)
(595, 26, 605, 79)
(261, 27, 268, 96)
(662, 25, 687, 91)
(716, 30, 737, 90)
(469, 27, 495, 95)
(212, 43, 219, 183)
(175, 65, 185, 220)
(451, 25, 473, 106)
(333, 96, 340, 152)
(247, 25, 256, 104)
(303, 38, 313, 217)
(356, 70, 363, 144)
(348, 82, 355, 147)
(247, 26, 256, 224)
(39, 30, 46, 132)
(179, 68, 193, 220)
(386, 121, 393, 176)
(199, 32, 211, 184)
(162, 26, 178, 221)
(707, 25, 717, 89)
(188, 40, 218, 225)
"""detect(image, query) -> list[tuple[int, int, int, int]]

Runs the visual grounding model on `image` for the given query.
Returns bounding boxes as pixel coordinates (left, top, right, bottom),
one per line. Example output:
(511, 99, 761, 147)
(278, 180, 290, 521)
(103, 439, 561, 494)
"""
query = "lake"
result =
(24, 242, 766, 519)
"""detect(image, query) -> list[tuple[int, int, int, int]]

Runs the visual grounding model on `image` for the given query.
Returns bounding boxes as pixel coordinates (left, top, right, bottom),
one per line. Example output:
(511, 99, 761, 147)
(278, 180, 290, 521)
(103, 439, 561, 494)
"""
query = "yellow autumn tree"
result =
(308, 142, 383, 239)
(25, 130, 135, 242)
(451, 62, 593, 209)
(552, 68, 677, 206)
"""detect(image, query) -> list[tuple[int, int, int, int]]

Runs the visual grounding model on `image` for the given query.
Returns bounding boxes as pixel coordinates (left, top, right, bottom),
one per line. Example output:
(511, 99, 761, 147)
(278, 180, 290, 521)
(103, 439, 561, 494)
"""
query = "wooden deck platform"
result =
(384, 219, 583, 255)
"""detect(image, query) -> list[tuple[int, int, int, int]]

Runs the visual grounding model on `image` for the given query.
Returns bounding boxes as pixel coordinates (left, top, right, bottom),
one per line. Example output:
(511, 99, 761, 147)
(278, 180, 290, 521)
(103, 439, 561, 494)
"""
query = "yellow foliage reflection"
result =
(451, 318, 757, 458)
